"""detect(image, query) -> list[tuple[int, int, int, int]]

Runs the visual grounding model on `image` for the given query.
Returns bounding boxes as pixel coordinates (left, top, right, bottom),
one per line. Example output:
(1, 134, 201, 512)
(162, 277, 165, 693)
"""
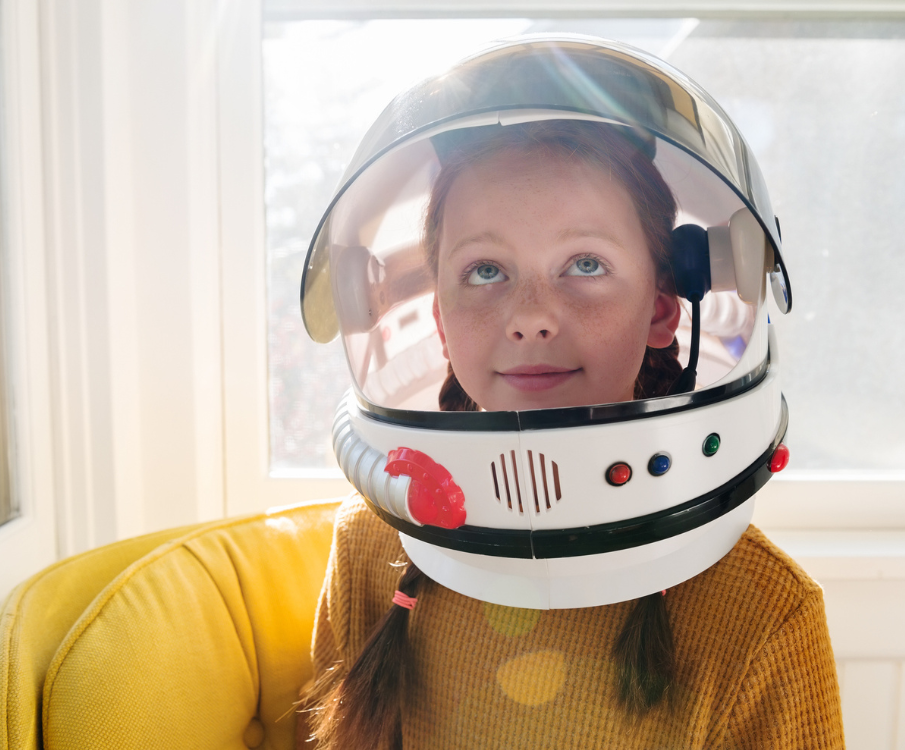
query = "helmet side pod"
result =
(332, 243, 431, 335)
(667, 207, 770, 395)
(670, 207, 770, 306)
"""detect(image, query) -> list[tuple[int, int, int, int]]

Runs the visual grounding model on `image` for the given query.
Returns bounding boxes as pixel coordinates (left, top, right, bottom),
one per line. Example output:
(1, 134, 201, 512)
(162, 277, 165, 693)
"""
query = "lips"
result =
(497, 364, 580, 392)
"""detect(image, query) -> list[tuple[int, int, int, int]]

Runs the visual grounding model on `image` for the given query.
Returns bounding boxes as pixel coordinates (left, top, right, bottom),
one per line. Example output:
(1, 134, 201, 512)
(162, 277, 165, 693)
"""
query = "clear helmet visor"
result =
(301, 38, 789, 412)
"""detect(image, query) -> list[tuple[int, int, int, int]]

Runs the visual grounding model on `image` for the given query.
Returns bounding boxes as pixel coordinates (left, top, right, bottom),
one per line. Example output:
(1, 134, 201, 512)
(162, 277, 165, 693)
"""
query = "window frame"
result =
(0, 0, 59, 597)
(265, 0, 905, 21)
(0, 270, 12, 528)
(220, 0, 905, 533)
(3, 0, 900, 598)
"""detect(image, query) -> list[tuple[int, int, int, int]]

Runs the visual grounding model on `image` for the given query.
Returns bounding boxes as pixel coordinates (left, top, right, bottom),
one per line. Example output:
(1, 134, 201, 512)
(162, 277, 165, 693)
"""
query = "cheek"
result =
(567, 293, 653, 365)
(439, 282, 501, 341)
(568, 295, 641, 338)
(439, 304, 497, 368)
(441, 300, 482, 341)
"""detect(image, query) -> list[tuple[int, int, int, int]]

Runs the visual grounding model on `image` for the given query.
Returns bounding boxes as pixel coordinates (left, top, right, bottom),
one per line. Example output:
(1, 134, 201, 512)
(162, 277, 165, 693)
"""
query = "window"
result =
(0, 32, 16, 530)
(261, 15, 905, 479)
(0, 303, 12, 528)
(0, 0, 57, 597)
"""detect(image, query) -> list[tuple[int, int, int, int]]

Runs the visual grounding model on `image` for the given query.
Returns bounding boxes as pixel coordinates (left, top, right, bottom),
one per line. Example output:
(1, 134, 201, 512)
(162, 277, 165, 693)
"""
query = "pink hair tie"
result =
(392, 590, 418, 610)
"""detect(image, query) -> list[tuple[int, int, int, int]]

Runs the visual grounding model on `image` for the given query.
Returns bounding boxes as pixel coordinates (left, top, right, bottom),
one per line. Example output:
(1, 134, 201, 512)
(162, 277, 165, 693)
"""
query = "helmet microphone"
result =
(667, 224, 711, 395)
(670, 224, 711, 303)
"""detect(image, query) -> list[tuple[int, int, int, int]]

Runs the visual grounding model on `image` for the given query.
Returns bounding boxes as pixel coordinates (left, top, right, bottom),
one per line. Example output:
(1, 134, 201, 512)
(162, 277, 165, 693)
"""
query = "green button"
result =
(703, 433, 721, 457)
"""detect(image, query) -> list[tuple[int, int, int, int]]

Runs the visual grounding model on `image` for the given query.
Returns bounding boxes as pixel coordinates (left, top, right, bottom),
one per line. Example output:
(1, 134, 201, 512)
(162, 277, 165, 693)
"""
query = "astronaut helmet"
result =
(300, 35, 792, 609)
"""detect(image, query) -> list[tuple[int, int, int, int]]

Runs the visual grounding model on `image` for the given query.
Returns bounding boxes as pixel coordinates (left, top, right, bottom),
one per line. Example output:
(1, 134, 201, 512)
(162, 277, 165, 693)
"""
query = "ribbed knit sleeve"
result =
(724, 587, 844, 749)
(311, 496, 407, 682)
(310, 538, 343, 681)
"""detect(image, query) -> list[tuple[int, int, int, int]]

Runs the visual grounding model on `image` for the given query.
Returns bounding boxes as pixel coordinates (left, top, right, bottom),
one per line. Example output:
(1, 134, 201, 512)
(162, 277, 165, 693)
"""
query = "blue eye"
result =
(565, 257, 605, 277)
(467, 263, 505, 285)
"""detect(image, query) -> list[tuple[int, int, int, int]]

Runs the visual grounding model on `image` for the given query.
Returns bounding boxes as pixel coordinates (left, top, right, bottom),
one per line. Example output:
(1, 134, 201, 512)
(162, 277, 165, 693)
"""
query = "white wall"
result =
(35, 0, 220, 551)
(1, 0, 352, 579)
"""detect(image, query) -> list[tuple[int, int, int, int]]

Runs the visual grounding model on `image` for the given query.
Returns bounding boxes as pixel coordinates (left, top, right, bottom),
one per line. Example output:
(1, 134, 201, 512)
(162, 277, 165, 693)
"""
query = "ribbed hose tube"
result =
(333, 402, 414, 523)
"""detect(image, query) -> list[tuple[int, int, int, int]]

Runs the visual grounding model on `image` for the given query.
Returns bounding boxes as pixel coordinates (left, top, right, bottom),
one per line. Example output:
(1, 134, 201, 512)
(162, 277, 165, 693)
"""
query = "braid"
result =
(439, 362, 479, 412)
(615, 339, 681, 715)
(307, 364, 472, 747)
(614, 592, 676, 713)
(308, 563, 425, 750)
(634, 337, 683, 400)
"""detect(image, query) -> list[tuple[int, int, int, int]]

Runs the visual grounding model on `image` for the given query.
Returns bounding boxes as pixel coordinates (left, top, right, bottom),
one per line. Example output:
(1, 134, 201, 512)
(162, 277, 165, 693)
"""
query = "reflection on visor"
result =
(302, 39, 793, 348)
(323, 119, 767, 413)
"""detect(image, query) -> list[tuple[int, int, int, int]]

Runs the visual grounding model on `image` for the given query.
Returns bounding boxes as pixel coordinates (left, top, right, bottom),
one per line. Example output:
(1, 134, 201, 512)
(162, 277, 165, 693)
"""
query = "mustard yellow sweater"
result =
(311, 496, 844, 748)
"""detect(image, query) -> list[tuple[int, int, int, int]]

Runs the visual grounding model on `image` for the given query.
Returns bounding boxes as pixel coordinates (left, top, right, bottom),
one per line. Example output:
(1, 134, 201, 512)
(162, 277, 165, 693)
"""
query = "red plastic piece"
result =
(607, 462, 632, 486)
(385, 447, 467, 529)
(769, 443, 790, 473)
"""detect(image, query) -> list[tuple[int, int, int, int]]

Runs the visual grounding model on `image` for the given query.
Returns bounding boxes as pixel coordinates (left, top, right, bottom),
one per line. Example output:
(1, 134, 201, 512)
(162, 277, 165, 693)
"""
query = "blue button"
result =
(648, 453, 671, 476)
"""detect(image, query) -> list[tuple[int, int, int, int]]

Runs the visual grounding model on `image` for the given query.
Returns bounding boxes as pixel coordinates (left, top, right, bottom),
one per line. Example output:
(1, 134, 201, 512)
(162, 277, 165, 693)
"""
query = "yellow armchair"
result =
(1, 499, 340, 750)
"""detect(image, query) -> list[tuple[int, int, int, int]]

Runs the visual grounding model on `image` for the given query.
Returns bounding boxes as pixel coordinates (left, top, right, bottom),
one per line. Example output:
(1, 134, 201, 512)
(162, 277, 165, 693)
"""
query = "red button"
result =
(606, 462, 632, 486)
(769, 444, 790, 473)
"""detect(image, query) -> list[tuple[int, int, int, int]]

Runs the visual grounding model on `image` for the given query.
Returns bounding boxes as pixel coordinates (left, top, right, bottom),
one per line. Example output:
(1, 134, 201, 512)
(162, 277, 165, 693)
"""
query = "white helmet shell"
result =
(302, 36, 792, 608)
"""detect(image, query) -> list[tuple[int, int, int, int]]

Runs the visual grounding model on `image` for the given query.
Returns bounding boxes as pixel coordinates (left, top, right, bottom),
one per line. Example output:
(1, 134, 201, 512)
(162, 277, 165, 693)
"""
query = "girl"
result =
(299, 38, 843, 749)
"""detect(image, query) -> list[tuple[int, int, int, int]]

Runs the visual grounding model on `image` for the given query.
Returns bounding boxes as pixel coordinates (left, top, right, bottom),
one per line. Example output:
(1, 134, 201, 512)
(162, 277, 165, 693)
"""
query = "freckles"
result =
(567, 296, 647, 368)
(567, 297, 621, 339)
(444, 307, 497, 352)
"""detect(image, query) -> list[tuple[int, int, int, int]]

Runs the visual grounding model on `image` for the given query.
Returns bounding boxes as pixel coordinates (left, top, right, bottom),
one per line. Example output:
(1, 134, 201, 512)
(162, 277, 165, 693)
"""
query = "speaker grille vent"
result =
(491, 451, 561, 515)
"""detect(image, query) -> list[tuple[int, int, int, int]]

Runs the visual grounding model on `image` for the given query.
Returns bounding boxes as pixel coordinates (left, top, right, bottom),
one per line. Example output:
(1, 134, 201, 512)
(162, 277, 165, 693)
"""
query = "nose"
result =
(505, 280, 559, 342)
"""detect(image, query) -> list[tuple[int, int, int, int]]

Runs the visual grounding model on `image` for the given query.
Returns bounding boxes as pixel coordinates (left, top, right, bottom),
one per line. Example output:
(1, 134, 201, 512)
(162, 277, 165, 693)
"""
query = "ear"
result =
(432, 294, 450, 360)
(647, 290, 681, 349)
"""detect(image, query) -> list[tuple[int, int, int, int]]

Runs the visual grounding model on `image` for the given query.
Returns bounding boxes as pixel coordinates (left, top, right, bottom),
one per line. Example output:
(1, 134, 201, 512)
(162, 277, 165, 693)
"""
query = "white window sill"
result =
(766, 530, 905, 582)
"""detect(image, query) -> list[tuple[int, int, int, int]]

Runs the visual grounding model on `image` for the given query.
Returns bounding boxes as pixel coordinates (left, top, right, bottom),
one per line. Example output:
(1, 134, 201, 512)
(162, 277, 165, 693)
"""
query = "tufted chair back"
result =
(1, 499, 340, 750)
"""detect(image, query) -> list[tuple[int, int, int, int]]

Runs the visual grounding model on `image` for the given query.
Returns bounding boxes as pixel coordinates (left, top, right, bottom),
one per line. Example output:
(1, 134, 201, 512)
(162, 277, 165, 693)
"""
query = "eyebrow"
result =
(556, 227, 625, 249)
(447, 231, 508, 257)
